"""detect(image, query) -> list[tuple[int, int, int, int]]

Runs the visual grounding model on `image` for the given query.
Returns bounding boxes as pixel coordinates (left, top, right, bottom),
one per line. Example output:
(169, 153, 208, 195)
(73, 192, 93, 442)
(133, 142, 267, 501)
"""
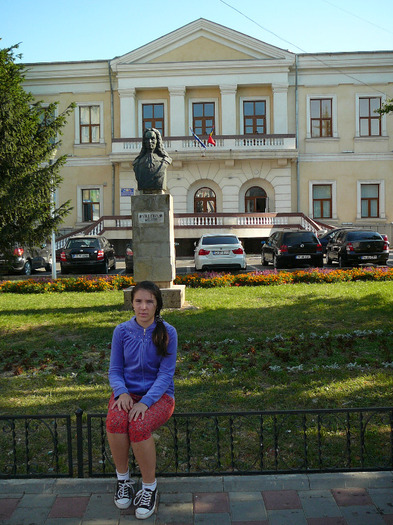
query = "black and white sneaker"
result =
(114, 479, 135, 509)
(134, 487, 158, 519)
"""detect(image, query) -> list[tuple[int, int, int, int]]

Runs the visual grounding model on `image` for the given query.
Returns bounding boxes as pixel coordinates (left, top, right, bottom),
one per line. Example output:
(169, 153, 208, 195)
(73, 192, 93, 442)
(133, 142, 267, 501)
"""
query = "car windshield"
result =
(202, 236, 239, 245)
(284, 233, 316, 243)
(67, 238, 100, 249)
(347, 232, 382, 241)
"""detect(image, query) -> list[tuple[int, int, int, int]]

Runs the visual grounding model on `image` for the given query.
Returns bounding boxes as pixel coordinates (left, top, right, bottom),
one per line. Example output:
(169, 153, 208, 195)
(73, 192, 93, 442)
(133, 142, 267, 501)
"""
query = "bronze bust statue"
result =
(133, 128, 172, 192)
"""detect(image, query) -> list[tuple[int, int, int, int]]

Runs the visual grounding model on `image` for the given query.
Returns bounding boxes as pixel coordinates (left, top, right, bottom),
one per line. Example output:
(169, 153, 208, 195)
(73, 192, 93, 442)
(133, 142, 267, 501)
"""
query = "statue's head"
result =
(143, 129, 158, 153)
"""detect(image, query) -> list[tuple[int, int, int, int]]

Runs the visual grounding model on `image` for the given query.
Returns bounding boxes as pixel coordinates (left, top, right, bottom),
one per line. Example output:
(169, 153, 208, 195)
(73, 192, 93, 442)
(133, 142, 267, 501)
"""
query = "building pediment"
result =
(111, 18, 293, 70)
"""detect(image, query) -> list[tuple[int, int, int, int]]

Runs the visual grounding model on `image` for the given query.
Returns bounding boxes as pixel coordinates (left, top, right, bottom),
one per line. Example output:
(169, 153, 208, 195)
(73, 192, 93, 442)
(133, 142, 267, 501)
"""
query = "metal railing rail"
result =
(1, 407, 392, 479)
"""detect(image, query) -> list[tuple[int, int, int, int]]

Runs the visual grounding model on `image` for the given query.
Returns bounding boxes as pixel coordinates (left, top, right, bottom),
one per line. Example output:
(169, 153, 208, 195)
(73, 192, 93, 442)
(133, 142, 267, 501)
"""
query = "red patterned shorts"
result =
(106, 393, 175, 443)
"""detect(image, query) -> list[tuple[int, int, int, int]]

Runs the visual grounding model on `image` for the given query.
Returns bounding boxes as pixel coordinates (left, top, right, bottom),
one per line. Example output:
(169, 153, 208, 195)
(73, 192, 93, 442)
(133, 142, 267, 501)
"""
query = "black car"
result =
(0, 243, 52, 275)
(326, 230, 389, 267)
(125, 242, 134, 273)
(317, 228, 355, 254)
(261, 230, 323, 269)
(60, 236, 116, 274)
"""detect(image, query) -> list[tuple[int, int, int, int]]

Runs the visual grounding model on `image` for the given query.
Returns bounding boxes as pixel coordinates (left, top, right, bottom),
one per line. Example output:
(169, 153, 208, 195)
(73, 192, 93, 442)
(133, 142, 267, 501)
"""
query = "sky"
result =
(1, 0, 393, 63)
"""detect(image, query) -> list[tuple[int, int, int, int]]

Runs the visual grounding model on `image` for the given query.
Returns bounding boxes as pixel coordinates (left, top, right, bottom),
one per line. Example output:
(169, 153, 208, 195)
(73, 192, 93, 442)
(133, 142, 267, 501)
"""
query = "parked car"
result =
(317, 228, 355, 254)
(326, 230, 389, 267)
(194, 234, 247, 271)
(125, 242, 134, 273)
(60, 236, 116, 274)
(0, 243, 52, 275)
(261, 230, 323, 269)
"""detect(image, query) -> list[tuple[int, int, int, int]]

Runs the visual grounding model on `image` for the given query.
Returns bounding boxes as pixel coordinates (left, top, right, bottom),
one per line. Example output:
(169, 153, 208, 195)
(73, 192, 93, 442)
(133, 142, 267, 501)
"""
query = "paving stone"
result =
(3, 505, 51, 525)
(267, 508, 308, 525)
(159, 476, 224, 494)
(83, 493, 121, 519)
(298, 489, 342, 518)
(262, 489, 302, 510)
(194, 512, 231, 524)
(156, 501, 193, 523)
(224, 474, 309, 493)
(159, 491, 193, 503)
(0, 499, 20, 520)
(232, 521, 269, 525)
(228, 491, 267, 521)
(339, 504, 386, 525)
(331, 488, 373, 506)
(306, 518, 347, 525)
(48, 495, 90, 518)
(368, 488, 393, 514)
(18, 493, 56, 508)
(45, 518, 82, 525)
(193, 492, 230, 513)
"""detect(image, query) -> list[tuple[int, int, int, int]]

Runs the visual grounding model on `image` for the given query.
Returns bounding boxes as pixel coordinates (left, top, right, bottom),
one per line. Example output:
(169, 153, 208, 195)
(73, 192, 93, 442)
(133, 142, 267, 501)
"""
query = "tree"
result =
(377, 98, 393, 116)
(0, 44, 74, 256)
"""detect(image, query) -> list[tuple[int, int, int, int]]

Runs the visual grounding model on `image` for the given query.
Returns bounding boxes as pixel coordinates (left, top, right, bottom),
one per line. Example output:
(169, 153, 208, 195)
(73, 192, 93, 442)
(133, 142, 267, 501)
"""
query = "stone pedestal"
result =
(124, 193, 185, 309)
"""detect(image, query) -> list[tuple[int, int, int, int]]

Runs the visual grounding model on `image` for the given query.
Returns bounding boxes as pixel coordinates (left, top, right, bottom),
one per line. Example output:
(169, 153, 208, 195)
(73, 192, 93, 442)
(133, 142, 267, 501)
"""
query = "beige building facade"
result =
(23, 19, 393, 255)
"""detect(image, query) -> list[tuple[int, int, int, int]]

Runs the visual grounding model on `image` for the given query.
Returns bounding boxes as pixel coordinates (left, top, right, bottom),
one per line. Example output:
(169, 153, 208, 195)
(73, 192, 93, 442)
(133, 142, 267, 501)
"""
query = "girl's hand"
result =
(113, 393, 133, 412)
(128, 402, 148, 421)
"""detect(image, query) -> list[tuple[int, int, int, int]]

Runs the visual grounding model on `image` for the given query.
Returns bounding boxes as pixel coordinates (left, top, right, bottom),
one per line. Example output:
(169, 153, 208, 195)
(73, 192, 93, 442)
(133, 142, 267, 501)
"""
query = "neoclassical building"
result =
(23, 19, 393, 255)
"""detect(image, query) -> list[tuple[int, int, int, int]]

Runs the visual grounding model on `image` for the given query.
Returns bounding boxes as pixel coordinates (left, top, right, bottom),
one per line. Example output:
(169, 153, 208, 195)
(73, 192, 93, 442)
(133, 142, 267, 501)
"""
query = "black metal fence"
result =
(1, 407, 393, 478)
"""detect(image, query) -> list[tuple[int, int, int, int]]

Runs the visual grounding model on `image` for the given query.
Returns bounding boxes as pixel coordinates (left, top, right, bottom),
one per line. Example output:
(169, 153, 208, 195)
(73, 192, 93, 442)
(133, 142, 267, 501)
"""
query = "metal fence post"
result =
(75, 408, 84, 478)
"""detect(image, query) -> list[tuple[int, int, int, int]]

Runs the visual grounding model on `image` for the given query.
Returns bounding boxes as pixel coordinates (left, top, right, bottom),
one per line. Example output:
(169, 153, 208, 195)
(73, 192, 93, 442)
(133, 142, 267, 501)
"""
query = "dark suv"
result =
(60, 236, 116, 274)
(326, 230, 389, 267)
(261, 230, 323, 269)
(0, 244, 52, 275)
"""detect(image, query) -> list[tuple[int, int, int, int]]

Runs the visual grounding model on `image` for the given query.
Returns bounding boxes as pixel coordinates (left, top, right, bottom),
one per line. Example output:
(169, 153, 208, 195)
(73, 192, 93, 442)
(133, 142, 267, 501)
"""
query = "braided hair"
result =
(131, 281, 169, 357)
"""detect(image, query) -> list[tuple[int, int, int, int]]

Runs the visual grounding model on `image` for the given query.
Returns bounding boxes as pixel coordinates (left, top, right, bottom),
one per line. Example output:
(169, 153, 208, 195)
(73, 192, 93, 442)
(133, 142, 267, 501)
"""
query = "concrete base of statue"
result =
(123, 283, 185, 310)
(123, 193, 185, 309)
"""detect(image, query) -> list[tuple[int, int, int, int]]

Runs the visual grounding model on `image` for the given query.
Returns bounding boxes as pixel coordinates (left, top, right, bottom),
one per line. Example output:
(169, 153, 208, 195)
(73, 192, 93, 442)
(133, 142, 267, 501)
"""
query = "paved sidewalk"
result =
(1, 472, 393, 524)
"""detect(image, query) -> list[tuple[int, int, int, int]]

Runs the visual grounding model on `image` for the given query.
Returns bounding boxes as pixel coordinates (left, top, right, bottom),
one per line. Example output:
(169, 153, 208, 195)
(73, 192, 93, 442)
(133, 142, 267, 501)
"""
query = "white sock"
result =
(116, 469, 130, 481)
(142, 479, 157, 491)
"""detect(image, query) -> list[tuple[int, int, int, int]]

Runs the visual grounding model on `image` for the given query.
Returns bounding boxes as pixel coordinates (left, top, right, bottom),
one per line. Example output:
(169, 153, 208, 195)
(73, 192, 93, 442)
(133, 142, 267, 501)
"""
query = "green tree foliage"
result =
(377, 98, 393, 116)
(0, 44, 74, 255)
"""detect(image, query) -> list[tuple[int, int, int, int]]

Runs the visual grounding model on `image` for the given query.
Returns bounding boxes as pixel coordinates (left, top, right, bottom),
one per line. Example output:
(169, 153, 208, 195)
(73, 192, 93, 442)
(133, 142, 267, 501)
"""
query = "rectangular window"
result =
(359, 97, 381, 137)
(82, 189, 100, 221)
(192, 102, 215, 136)
(361, 184, 379, 218)
(243, 101, 266, 134)
(80, 105, 100, 144)
(313, 184, 332, 219)
(142, 103, 164, 136)
(310, 98, 332, 138)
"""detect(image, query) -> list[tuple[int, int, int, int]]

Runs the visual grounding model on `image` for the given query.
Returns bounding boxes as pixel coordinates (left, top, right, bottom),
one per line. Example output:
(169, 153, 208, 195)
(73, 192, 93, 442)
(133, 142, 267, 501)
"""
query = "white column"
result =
(169, 86, 186, 136)
(220, 84, 237, 135)
(272, 85, 288, 134)
(119, 88, 136, 138)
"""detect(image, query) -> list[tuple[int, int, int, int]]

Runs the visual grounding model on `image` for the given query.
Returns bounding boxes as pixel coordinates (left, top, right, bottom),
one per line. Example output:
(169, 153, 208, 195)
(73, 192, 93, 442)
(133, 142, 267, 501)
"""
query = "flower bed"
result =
(1, 266, 393, 293)
(174, 266, 393, 288)
(0, 274, 135, 293)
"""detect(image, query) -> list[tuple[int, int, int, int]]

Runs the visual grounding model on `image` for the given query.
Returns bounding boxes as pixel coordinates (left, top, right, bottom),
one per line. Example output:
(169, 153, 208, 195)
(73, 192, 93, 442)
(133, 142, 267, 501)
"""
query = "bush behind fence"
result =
(1, 407, 393, 479)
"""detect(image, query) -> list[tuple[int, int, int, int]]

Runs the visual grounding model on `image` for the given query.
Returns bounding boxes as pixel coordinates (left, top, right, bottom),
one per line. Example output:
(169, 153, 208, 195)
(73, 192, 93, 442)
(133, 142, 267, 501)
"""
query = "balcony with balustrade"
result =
(111, 133, 297, 162)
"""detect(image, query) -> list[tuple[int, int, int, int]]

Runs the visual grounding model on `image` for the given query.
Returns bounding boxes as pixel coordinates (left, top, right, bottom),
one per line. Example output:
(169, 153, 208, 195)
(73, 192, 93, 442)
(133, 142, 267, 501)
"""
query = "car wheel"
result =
(273, 255, 282, 269)
(261, 252, 267, 266)
(101, 260, 109, 274)
(61, 266, 69, 275)
(338, 255, 347, 268)
(112, 258, 116, 270)
(326, 252, 332, 265)
(23, 260, 32, 276)
(45, 263, 52, 272)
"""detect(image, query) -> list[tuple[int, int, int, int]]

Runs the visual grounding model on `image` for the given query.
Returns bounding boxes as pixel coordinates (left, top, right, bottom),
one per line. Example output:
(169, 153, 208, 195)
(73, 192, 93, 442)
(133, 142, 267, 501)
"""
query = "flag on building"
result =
(190, 128, 207, 149)
(208, 127, 216, 146)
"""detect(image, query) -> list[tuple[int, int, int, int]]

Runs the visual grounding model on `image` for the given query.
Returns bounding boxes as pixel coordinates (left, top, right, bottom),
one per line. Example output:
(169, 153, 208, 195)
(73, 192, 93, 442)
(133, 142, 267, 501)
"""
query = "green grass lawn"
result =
(1, 281, 393, 416)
